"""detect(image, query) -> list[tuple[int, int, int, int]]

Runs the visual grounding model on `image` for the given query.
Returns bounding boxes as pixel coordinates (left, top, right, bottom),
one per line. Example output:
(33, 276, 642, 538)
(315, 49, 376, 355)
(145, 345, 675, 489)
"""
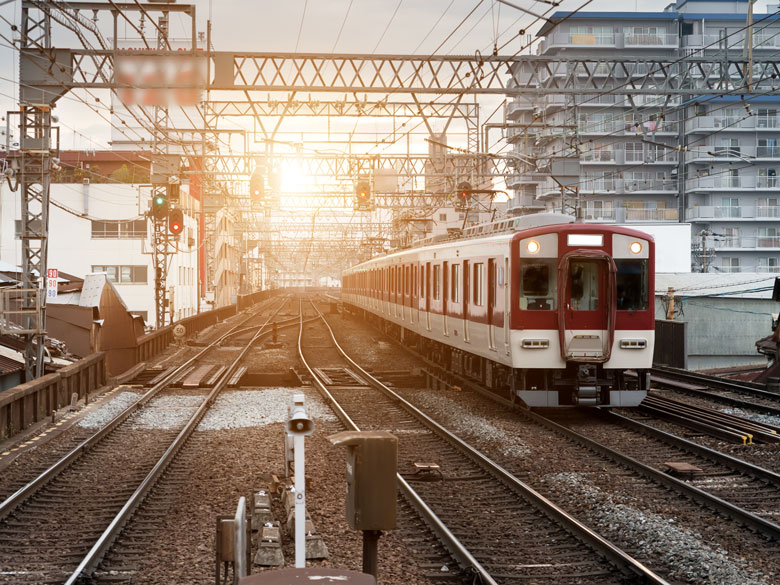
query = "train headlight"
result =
(629, 241, 642, 255)
(526, 240, 540, 254)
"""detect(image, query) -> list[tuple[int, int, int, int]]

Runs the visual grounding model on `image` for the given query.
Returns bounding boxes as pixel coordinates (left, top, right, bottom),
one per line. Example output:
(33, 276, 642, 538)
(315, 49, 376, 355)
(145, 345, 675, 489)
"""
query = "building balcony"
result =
(714, 236, 780, 250)
(580, 150, 617, 163)
(582, 207, 679, 223)
(688, 115, 780, 132)
(690, 33, 780, 51)
(757, 146, 780, 158)
(506, 172, 547, 188)
(686, 205, 780, 220)
(686, 176, 756, 191)
(540, 31, 676, 53)
(624, 207, 678, 221)
(757, 176, 780, 189)
(624, 32, 678, 48)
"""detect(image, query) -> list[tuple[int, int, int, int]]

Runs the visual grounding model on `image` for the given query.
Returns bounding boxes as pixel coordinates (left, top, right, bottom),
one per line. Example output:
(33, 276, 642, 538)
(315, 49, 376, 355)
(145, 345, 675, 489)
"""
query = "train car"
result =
(341, 213, 655, 407)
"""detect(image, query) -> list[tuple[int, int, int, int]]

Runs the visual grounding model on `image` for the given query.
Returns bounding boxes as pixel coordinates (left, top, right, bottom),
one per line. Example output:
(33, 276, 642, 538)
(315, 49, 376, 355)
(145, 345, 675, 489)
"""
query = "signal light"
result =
(454, 181, 472, 211)
(250, 166, 265, 199)
(151, 191, 168, 220)
(355, 180, 372, 210)
(168, 207, 184, 235)
(167, 182, 180, 204)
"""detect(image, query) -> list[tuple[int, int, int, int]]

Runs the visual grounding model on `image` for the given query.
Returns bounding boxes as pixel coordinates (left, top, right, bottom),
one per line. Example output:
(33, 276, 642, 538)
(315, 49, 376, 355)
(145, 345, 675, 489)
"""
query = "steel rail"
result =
(0, 294, 285, 522)
(64, 299, 293, 583)
(344, 315, 780, 542)
(650, 376, 780, 418)
(302, 300, 669, 585)
(295, 300, 498, 585)
(641, 395, 779, 443)
(652, 365, 780, 402)
(601, 409, 780, 487)
(526, 407, 780, 540)
(216, 315, 301, 345)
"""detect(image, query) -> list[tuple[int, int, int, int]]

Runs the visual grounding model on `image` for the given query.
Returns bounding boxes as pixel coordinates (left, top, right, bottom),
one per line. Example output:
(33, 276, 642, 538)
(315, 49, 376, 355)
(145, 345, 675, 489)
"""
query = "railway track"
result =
(639, 394, 779, 444)
(544, 408, 780, 529)
(0, 296, 289, 584)
(341, 310, 780, 545)
(651, 366, 780, 416)
(299, 300, 668, 585)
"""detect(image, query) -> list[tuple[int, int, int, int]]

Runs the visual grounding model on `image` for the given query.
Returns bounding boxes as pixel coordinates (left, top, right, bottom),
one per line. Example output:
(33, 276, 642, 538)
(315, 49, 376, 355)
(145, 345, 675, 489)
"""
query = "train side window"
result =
(473, 263, 484, 306)
(451, 264, 461, 302)
(405, 266, 410, 295)
(519, 260, 557, 310)
(615, 259, 649, 311)
(433, 265, 441, 300)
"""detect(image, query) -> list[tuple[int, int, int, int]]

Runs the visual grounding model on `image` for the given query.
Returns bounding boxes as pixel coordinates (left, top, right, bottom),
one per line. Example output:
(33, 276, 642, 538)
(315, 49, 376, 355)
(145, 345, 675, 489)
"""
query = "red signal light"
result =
(168, 208, 184, 235)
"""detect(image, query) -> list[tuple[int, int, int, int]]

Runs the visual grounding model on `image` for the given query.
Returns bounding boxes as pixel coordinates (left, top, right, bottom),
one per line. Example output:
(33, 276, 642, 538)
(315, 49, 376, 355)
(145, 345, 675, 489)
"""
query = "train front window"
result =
(616, 259, 649, 311)
(519, 260, 557, 310)
(569, 261, 600, 311)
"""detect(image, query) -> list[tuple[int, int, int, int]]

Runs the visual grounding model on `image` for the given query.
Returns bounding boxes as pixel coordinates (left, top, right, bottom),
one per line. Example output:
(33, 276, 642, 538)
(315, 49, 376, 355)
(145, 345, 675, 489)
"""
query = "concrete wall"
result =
(654, 294, 773, 370)
(0, 182, 199, 328)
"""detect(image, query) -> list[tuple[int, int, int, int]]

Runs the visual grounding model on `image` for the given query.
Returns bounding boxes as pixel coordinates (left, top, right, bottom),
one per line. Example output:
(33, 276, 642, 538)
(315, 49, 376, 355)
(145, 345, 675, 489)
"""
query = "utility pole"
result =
(150, 11, 174, 328)
(1, 4, 59, 380)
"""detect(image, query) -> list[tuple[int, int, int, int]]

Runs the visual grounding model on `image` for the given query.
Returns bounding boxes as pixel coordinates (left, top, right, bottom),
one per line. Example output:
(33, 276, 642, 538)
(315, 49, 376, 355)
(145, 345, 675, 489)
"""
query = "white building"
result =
(508, 0, 780, 273)
(0, 181, 200, 328)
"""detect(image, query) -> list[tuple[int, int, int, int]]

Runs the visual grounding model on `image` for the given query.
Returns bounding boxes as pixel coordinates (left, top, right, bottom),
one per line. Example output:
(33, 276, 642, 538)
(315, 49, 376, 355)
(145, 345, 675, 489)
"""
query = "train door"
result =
(410, 265, 416, 325)
(504, 257, 510, 354)
(462, 260, 470, 342)
(559, 254, 613, 360)
(425, 262, 431, 331)
(487, 258, 496, 350)
(442, 261, 449, 336)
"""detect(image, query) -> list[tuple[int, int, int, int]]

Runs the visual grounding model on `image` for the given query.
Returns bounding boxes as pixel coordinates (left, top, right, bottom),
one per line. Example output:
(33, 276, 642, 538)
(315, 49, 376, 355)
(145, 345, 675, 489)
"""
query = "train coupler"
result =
(574, 364, 600, 406)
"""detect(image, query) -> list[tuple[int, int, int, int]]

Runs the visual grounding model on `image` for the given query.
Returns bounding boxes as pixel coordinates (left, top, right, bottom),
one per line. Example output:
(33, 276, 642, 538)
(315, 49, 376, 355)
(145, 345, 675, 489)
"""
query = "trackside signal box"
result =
(328, 431, 398, 531)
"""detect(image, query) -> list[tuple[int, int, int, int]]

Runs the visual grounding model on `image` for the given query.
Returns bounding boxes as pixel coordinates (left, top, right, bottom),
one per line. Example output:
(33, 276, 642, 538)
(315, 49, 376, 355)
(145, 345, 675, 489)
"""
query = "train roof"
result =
(346, 214, 655, 273)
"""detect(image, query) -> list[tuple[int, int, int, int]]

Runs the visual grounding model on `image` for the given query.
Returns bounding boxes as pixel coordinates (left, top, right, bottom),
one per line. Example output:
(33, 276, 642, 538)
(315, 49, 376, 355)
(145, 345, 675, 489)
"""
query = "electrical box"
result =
(328, 431, 398, 531)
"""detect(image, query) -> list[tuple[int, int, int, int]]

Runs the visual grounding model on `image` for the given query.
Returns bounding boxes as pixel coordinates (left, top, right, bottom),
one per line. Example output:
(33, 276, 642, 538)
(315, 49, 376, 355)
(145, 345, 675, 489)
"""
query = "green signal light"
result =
(154, 196, 166, 205)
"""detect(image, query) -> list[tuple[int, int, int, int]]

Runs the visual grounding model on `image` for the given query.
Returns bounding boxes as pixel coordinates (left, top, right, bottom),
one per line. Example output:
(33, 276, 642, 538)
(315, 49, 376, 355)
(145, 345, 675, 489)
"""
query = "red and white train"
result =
(342, 213, 655, 407)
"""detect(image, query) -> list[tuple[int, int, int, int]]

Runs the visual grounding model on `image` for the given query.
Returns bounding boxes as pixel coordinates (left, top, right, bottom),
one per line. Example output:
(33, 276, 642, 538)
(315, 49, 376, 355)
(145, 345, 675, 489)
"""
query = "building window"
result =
(92, 265, 148, 283)
(625, 142, 643, 163)
(439, 213, 447, 221)
(721, 257, 740, 273)
(758, 258, 780, 272)
(91, 219, 147, 239)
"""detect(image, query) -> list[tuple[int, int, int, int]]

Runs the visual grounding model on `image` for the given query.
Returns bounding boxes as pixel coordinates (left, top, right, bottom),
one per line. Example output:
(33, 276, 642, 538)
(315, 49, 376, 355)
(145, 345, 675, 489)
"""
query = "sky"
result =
(0, 0, 775, 152)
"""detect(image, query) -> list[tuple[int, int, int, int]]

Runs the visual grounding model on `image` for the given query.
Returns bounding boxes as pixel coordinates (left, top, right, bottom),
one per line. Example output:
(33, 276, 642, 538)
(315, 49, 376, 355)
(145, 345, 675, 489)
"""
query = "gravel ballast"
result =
(542, 472, 770, 585)
(77, 392, 141, 429)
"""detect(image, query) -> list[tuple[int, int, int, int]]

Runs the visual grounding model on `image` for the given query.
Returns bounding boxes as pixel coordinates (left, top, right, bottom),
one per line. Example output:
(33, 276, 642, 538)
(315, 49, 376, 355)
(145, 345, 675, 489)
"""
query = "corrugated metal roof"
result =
(656, 272, 777, 299)
(0, 353, 23, 376)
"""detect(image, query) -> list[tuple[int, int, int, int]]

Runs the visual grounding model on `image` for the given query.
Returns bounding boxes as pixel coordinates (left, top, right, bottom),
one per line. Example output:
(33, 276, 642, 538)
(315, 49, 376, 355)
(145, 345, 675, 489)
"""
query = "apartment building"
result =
(507, 0, 780, 273)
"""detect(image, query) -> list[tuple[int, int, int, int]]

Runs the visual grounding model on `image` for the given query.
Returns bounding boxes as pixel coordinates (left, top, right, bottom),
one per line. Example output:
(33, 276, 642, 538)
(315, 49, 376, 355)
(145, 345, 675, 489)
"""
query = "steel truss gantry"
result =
(57, 51, 780, 96)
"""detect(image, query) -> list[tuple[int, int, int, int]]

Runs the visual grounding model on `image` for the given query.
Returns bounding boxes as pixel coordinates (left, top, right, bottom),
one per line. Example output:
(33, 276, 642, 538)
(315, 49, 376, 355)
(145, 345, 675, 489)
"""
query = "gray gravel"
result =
(720, 407, 780, 428)
(197, 388, 338, 431)
(413, 391, 531, 457)
(74, 387, 339, 433)
(542, 472, 770, 585)
(77, 392, 140, 429)
(130, 395, 203, 430)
